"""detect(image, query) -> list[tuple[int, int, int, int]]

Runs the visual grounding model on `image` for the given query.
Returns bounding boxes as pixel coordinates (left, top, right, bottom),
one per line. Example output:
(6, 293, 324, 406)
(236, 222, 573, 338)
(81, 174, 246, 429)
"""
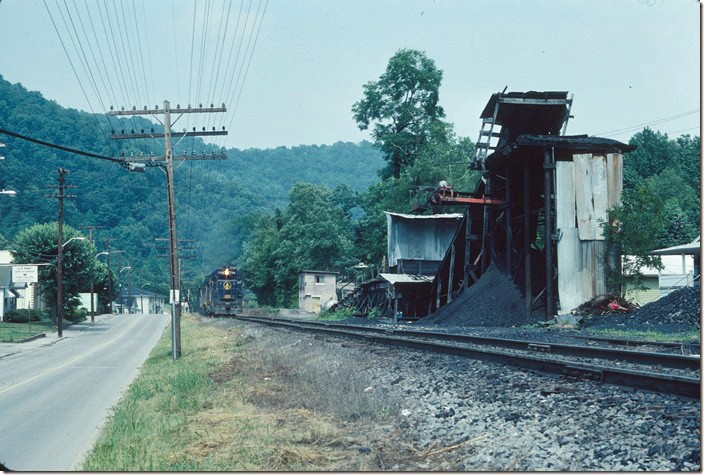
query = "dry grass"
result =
(82, 314, 393, 471)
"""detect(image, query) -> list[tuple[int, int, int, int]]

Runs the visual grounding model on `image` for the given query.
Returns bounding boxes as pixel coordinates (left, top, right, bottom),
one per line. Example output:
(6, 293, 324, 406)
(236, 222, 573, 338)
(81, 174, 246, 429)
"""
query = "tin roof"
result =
(652, 236, 701, 255)
(384, 212, 463, 220)
(379, 273, 433, 285)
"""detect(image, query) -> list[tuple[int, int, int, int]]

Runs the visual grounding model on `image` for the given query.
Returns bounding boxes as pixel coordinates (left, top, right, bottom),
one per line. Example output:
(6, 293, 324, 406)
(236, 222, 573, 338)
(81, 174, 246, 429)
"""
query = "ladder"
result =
(471, 89, 504, 169)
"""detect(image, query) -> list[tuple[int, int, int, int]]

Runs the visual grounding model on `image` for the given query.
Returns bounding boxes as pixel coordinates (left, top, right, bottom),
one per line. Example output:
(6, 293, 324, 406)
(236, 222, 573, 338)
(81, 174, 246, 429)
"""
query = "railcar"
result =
(199, 266, 244, 316)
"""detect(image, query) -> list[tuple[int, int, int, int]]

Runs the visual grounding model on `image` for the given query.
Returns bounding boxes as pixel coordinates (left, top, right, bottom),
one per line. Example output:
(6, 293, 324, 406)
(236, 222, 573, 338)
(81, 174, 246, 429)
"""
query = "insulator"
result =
(176, 104, 180, 109)
(154, 105, 158, 110)
(141, 129, 144, 133)
(222, 126, 225, 131)
(192, 127, 196, 131)
(202, 127, 206, 131)
(199, 103, 202, 108)
(132, 106, 136, 111)
(151, 128, 154, 133)
(212, 127, 215, 131)
(110, 105, 114, 111)
(121, 106, 125, 111)
(143, 105, 147, 110)
(131, 129, 135, 133)
(188, 104, 191, 109)
(140, 152, 144, 156)
(210, 103, 214, 108)
(111, 129, 115, 134)
(221, 103, 225, 108)
(121, 129, 125, 134)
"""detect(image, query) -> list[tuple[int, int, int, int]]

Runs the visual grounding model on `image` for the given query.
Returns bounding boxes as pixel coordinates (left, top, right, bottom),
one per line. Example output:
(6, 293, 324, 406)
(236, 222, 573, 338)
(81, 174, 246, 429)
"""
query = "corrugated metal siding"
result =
(387, 213, 461, 268)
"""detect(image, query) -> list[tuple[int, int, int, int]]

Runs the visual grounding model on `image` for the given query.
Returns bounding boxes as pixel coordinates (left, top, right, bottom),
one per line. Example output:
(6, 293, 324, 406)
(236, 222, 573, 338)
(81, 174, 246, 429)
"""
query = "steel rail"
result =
(559, 333, 700, 354)
(230, 316, 700, 399)
(234, 316, 700, 371)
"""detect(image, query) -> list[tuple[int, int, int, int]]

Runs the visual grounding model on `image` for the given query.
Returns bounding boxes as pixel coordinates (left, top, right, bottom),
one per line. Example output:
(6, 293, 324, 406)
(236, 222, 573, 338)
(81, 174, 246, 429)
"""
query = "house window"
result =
(315, 275, 325, 284)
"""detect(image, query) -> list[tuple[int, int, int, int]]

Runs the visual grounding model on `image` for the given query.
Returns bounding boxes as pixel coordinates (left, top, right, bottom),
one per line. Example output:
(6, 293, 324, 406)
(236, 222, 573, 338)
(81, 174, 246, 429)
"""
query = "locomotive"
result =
(199, 266, 244, 316)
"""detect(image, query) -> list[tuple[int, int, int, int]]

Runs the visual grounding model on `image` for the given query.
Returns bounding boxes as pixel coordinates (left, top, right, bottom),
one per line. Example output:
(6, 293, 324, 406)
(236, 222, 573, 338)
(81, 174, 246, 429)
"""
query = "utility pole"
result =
(81, 225, 103, 322)
(109, 101, 227, 359)
(47, 168, 76, 337)
(117, 252, 122, 313)
(103, 239, 114, 314)
(127, 262, 131, 314)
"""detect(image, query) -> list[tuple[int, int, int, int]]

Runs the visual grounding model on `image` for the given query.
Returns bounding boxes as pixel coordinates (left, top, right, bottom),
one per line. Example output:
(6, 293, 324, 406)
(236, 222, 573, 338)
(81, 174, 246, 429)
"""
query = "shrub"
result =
(4, 309, 42, 323)
(66, 307, 87, 323)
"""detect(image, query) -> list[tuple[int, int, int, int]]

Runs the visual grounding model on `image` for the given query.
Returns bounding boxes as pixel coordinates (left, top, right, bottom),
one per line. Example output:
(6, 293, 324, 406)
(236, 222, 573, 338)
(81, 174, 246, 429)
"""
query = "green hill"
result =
(0, 75, 384, 295)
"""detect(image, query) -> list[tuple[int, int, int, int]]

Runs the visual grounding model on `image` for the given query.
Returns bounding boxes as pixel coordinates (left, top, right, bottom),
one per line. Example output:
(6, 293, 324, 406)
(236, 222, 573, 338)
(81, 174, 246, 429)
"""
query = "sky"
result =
(0, 0, 700, 150)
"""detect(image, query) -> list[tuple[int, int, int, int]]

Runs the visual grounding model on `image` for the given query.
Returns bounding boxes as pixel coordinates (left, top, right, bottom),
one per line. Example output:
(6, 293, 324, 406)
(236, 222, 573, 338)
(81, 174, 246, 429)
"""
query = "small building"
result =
(114, 287, 167, 314)
(299, 270, 338, 313)
(386, 212, 463, 275)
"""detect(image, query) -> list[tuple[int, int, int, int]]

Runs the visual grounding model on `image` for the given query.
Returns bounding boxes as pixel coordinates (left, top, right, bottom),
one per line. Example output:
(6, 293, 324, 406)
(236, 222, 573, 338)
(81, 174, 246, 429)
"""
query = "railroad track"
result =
(228, 315, 701, 399)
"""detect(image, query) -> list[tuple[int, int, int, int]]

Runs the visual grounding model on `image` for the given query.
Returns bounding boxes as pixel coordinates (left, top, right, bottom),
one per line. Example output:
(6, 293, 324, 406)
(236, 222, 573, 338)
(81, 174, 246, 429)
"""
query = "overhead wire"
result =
(42, 0, 107, 140)
(595, 109, 700, 136)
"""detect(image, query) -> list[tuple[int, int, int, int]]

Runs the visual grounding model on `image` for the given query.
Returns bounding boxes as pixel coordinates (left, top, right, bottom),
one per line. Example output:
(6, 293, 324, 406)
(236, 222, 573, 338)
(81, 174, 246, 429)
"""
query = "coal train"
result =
(199, 266, 244, 316)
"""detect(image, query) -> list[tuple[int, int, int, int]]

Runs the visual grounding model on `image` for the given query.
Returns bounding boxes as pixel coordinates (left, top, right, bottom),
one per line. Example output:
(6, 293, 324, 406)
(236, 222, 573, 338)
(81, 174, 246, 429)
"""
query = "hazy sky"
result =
(0, 0, 700, 150)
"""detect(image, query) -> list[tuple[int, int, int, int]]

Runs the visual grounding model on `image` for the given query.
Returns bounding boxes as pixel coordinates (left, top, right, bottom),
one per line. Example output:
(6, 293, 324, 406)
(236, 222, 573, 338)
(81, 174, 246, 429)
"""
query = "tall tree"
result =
(352, 49, 446, 179)
(12, 223, 104, 323)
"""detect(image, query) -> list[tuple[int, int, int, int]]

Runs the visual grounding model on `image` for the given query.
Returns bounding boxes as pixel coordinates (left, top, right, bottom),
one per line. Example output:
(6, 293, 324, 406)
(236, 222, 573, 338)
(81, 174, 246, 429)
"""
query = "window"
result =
(315, 275, 325, 284)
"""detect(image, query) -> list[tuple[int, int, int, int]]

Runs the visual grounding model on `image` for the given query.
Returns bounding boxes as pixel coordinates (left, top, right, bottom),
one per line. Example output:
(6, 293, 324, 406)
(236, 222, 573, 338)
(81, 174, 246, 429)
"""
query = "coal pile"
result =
(418, 265, 535, 327)
(585, 285, 701, 329)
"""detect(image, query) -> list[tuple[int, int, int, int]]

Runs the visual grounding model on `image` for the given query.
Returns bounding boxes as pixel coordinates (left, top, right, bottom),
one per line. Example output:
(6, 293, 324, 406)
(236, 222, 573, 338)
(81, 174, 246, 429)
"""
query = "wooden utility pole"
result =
(103, 239, 114, 314)
(81, 225, 103, 322)
(48, 168, 75, 337)
(108, 101, 227, 359)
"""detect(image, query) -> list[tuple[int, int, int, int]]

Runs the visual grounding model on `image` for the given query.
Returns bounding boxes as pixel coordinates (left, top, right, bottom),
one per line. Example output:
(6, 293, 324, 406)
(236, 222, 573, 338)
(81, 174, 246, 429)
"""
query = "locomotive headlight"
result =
(224, 268, 230, 276)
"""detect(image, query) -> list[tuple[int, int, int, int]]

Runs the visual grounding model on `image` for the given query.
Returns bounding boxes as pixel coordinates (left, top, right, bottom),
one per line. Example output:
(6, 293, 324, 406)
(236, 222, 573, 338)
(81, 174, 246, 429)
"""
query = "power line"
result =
(42, 0, 107, 139)
(0, 128, 126, 164)
(594, 109, 699, 136)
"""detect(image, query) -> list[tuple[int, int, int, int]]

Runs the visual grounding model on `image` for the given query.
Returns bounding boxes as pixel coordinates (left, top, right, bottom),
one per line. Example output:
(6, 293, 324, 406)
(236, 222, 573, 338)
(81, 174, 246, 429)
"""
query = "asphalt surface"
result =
(0, 313, 169, 471)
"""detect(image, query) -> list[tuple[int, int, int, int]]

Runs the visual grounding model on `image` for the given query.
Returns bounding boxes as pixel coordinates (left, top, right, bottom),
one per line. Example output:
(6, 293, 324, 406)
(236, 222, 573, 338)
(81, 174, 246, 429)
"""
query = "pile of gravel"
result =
(586, 286, 701, 330)
(417, 265, 535, 327)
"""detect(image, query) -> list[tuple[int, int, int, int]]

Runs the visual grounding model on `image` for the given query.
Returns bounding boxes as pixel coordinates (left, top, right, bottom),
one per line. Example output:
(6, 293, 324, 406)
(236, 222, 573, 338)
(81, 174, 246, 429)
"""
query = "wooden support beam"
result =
(505, 168, 512, 275)
(464, 208, 472, 289)
(523, 163, 532, 318)
(544, 147, 554, 320)
(447, 243, 456, 303)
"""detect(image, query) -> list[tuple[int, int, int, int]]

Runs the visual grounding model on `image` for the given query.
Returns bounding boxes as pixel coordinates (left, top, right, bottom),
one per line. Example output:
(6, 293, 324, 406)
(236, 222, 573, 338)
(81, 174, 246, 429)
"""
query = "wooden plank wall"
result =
(556, 153, 623, 313)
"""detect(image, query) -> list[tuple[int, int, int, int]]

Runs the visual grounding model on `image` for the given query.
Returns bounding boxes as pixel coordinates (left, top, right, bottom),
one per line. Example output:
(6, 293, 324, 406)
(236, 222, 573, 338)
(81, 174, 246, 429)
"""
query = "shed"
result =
(385, 212, 463, 275)
(298, 270, 338, 313)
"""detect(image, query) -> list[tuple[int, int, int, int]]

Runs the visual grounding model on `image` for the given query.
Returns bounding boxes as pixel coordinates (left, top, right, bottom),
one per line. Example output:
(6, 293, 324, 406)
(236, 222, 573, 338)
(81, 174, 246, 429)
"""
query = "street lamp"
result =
(119, 266, 132, 314)
(98, 250, 124, 314)
(62, 236, 85, 248)
(56, 236, 86, 338)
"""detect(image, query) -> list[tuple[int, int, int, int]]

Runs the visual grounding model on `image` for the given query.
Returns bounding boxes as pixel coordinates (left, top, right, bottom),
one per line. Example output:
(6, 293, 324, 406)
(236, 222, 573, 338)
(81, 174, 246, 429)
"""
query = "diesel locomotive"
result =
(200, 267, 244, 316)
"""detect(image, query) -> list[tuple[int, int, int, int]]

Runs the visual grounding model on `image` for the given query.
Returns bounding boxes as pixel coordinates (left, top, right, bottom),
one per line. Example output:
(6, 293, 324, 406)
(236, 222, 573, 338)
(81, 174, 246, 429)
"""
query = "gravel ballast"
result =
(232, 322, 701, 471)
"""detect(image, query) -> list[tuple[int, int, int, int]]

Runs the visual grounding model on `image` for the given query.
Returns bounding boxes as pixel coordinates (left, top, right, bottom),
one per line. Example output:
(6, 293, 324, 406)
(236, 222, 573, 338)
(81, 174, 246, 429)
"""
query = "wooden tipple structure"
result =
(427, 90, 636, 320)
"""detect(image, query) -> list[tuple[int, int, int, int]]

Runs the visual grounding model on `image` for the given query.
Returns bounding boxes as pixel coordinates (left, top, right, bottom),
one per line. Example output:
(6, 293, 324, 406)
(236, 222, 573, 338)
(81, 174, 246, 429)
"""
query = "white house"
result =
(298, 270, 338, 313)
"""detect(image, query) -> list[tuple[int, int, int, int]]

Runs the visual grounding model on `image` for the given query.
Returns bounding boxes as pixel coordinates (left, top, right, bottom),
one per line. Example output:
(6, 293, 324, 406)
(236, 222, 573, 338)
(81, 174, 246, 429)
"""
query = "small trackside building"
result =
(298, 270, 339, 313)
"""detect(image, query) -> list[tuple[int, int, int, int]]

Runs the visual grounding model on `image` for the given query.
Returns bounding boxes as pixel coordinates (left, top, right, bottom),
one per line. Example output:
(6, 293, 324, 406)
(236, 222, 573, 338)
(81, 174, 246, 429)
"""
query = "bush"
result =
(4, 309, 42, 323)
(66, 307, 87, 323)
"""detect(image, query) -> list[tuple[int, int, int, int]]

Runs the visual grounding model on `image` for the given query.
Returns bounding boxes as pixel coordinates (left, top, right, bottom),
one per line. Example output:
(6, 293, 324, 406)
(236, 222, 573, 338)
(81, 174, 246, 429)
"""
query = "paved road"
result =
(0, 313, 169, 471)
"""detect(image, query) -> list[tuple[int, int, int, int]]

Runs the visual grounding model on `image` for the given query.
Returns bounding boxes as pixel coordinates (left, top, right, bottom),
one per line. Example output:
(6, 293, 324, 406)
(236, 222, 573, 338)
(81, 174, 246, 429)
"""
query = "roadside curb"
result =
(16, 333, 46, 343)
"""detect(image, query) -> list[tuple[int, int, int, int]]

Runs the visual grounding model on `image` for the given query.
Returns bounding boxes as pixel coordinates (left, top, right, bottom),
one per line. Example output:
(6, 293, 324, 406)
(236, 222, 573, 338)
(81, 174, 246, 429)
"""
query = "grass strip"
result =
(0, 321, 54, 342)
(81, 314, 354, 471)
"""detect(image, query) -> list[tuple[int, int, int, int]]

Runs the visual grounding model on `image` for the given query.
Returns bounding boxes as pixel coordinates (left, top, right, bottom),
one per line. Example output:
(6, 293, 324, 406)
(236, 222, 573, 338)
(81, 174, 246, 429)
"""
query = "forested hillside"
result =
(0, 75, 384, 295)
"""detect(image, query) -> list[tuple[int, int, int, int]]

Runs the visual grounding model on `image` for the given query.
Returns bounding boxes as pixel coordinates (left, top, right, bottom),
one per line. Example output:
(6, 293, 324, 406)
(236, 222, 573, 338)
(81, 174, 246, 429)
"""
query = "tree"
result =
(11, 223, 103, 324)
(624, 128, 674, 189)
(602, 183, 666, 297)
(241, 183, 356, 307)
(352, 49, 446, 179)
